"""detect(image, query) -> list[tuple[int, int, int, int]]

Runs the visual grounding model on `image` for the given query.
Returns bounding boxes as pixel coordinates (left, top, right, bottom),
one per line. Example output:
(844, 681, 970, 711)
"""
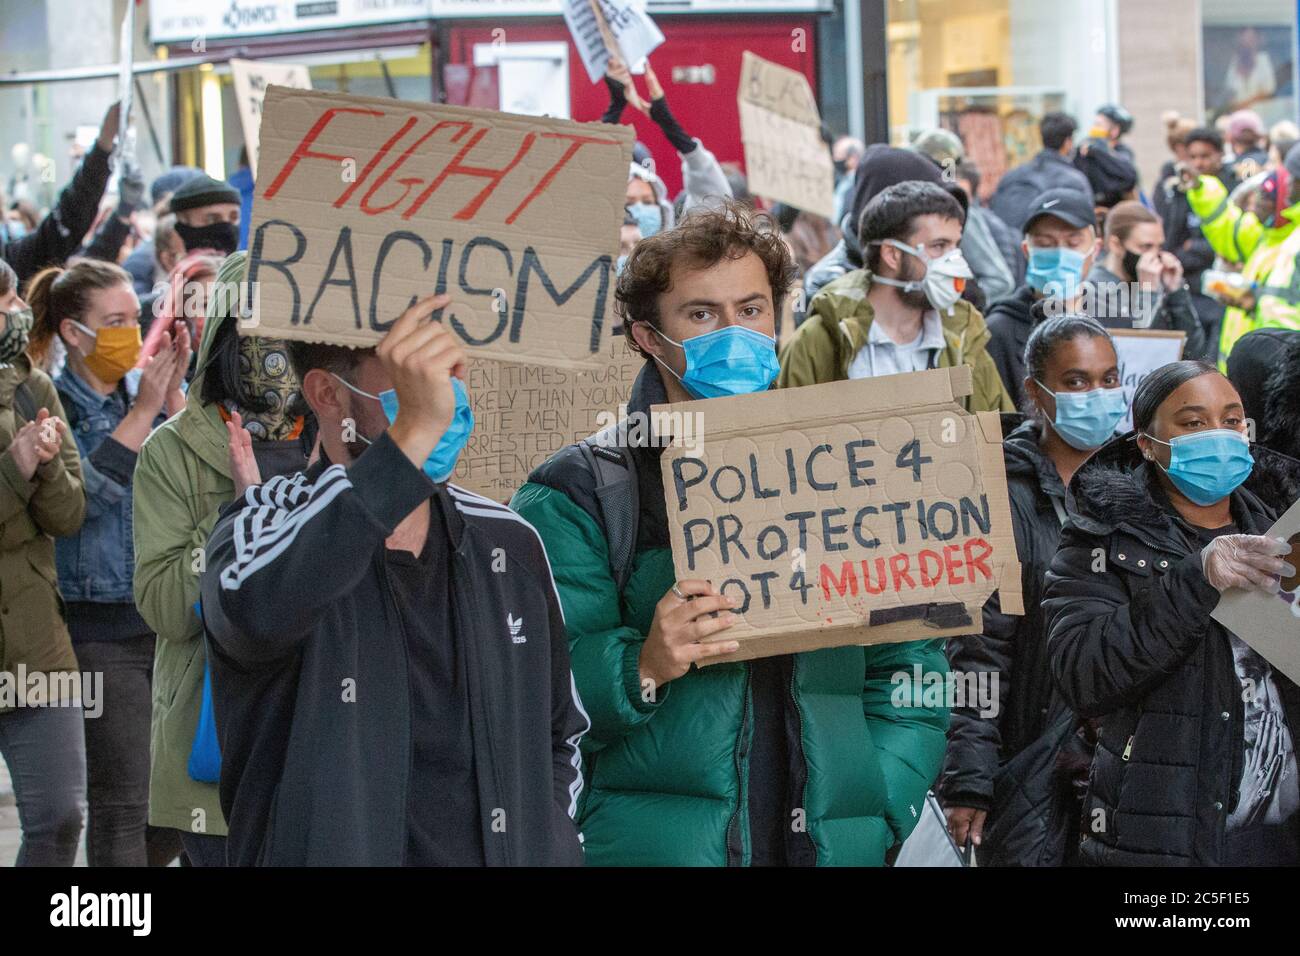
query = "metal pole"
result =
(859, 0, 889, 144)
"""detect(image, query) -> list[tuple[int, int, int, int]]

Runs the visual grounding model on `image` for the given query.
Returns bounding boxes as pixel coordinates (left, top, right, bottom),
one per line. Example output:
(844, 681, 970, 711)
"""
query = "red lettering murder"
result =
(819, 538, 994, 601)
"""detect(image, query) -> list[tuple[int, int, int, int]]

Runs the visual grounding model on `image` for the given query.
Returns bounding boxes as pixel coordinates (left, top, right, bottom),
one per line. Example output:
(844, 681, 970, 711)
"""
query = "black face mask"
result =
(1121, 248, 1142, 281)
(175, 220, 239, 256)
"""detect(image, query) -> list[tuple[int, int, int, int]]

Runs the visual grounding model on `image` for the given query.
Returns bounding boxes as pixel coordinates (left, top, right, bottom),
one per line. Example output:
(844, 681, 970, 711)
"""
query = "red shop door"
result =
(442, 15, 819, 198)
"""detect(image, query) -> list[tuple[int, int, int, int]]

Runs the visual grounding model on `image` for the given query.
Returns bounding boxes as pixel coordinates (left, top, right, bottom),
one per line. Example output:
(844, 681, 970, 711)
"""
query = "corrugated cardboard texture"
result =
(230, 60, 311, 177)
(737, 51, 834, 219)
(455, 334, 643, 501)
(656, 366, 1022, 664)
(246, 86, 633, 368)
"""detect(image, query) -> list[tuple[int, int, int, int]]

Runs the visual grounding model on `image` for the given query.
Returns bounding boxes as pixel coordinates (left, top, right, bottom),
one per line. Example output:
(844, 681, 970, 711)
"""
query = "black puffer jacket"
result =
(941, 415, 1070, 811)
(1043, 436, 1300, 866)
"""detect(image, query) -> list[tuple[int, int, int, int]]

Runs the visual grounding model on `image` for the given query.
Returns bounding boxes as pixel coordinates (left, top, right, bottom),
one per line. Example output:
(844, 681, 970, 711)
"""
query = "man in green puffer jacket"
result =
(511, 203, 949, 866)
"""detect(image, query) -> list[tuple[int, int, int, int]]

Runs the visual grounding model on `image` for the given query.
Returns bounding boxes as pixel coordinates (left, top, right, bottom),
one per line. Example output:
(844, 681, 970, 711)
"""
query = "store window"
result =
(1201, 1, 1297, 127)
(884, 0, 1111, 201)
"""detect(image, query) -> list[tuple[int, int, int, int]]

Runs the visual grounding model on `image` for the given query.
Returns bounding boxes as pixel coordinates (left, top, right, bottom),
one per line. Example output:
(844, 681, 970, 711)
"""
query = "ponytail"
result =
(23, 259, 133, 367)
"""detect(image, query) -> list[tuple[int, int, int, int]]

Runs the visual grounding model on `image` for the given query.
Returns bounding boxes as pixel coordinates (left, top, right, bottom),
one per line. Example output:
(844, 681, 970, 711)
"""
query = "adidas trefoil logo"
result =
(507, 613, 526, 644)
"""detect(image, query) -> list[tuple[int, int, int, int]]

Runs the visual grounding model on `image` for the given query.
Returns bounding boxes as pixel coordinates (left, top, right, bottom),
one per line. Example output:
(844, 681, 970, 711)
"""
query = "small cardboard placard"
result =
(230, 59, 312, 176)
(1111, 328, 1186, 432)
(657, 366, 1023, 663)
(454, 333, 644, 500)
(246, 86, 634, 368)
(737, 51, 834, 219)
(1212, 497, 1300, 685)
(563, 0, 664, 83)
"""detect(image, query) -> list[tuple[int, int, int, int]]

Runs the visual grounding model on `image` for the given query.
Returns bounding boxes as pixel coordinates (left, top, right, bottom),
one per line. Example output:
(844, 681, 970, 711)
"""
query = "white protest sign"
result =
(563, 0, 664, 84)
(1111, 328, 1186, 432)
(230, 60, 313, 176)
(737, 51, 834, 218)
(1212, 497, 1300, 685)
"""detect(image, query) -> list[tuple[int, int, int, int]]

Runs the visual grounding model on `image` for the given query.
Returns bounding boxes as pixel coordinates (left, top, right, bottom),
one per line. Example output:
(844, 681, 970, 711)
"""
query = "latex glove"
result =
(1201, 534, 1296, 594)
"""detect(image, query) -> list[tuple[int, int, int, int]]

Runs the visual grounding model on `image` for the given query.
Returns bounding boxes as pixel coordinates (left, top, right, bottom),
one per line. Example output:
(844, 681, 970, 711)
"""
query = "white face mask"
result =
(873, 238, 973, 314)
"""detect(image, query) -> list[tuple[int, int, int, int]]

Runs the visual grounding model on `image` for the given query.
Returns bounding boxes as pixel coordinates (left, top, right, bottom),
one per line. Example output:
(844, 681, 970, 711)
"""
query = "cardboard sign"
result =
(1212, 498, 1300, 685)
(657, 366, 1023, 663)
(230, 60, 312, 176)
(245, 86, 634, 367)
(737, 51, 834, 219)
(563, 0, 664, 83)
(1111, 328, 1186, 432)
(454, 333, 644, 500)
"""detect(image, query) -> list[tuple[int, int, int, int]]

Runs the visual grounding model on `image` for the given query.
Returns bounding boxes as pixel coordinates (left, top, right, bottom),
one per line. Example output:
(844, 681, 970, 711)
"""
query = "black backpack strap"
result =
(578, 422, 640, 592)
(12, 380, 37, 424)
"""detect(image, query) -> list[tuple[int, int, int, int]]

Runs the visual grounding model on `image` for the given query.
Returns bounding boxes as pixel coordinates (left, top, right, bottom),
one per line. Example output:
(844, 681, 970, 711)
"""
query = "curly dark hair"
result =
(615, 199, 796, 358)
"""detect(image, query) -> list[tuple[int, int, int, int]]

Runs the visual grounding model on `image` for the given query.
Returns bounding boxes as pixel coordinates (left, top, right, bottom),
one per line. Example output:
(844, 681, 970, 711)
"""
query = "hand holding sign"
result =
(639, 579, 741, 692)
(377, 293, 469, 469)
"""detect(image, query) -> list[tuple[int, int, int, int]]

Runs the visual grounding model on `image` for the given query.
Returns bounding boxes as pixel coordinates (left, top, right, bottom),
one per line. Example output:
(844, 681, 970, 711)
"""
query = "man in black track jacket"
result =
(199, 293, 588, 866)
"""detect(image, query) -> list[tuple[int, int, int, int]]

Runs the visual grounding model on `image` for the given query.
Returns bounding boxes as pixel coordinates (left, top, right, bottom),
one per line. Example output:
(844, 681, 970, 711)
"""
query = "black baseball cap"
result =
(1023, 188, 1097, 233)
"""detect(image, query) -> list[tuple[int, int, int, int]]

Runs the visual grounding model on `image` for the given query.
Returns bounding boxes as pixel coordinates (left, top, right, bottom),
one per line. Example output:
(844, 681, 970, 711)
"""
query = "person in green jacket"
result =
(133, 252, 309, 866)
(511, 203, 950, 866)
(779, 180, 1014, 413)
(1182, 149, 1300, 369)
(0, 257, 87, 865)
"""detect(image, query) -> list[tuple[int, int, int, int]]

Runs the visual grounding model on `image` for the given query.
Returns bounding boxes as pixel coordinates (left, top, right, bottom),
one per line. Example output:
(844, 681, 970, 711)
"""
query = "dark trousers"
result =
(75, 634, 155, 867)
(0, 702, 86, 866)
(180, 831, 228, 867)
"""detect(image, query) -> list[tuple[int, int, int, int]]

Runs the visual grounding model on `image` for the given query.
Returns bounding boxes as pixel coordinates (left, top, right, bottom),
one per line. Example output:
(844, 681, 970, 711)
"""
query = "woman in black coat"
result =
(943, 315, 1128, 863)
(1045, 360, 1300, 865)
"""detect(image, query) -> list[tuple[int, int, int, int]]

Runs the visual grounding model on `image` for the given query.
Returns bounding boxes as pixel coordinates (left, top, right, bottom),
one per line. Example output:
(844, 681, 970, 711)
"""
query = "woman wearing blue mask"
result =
(943, 315, 1125, 864)
(1045, 360, 1300, 865)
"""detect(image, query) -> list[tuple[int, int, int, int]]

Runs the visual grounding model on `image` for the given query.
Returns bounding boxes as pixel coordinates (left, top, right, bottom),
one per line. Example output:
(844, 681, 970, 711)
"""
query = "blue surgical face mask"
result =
(628, 201, 662, 239)
(652, 325, 779, 400)
(333, 374, 475, 483)
(1025, 246, 1088, 296)
(1144, 428, 1254, 506)
(1034, 380, 1129, 450)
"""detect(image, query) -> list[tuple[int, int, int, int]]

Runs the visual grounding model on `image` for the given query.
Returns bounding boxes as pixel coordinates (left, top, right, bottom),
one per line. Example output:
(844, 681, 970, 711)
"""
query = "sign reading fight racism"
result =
(230, 60, 312, 176)
(455, 334, 643, 500)
(1111, 328, 1186, 432)
(657, 367, 1023, 662)
(737, 51, 834, 219)
(246, 86, 634, 368)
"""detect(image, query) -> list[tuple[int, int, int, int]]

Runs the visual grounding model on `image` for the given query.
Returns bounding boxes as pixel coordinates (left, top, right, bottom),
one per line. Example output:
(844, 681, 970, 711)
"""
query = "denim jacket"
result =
(53, 367, 152, 603)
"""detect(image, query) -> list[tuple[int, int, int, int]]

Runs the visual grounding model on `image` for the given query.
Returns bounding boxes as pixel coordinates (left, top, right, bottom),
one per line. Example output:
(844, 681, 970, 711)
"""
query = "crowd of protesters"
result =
(1, 57, 1299, 869)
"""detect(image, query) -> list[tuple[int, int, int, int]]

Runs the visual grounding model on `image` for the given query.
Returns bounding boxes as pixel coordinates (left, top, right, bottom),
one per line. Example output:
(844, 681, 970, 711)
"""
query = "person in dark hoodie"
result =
(942, 315, 1126, 865)
(1226, 327, 1300, 460)
(1, 102, 119, 284)
(990, 112, 1093, 233)
(985, 188, 1102, 411)
(1045, 361, 1300, 865)
(199, 291, 588, 867)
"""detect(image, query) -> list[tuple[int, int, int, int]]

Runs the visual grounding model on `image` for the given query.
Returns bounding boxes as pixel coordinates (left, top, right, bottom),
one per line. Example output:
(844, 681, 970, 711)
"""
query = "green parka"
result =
(133, 255, 243, 834)
(0, 357, 85, 708)
(510, 362, 950, 866)
(778, 269, 1015, 413)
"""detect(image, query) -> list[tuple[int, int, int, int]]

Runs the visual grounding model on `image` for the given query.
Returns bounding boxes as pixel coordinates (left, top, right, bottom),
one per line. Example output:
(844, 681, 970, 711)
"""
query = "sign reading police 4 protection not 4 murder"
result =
(657, 367, 1023, 663)
(246, 86, 634, 368)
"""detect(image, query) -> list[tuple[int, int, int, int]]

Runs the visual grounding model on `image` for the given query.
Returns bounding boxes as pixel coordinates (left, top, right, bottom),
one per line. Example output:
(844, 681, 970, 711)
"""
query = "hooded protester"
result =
(803, 144, 944, 302)
(1179, 142, 1300, 369)
(198, 296, 588, 867)
(511, 203, 949, 865)
(780, 180, 1013, 412)
(167, 174, 241, 259)
(942, 316, 1125, 865)
(0, 257, 87, 866)
(1225, 327, 1300, 461)
(133, 252, 310, 866)
(953, 160, 1022, 302)
(0, 102, 119, 284)
(1045, 361, 1300, 865)
(626, 162, 674, 242)
(26, 259, 190, 867)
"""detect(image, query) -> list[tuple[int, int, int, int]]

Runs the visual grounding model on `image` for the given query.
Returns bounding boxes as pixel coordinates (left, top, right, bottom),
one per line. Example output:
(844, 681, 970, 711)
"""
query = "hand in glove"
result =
(116, 160, 146, 219)
(1201, 534, 1296, 594)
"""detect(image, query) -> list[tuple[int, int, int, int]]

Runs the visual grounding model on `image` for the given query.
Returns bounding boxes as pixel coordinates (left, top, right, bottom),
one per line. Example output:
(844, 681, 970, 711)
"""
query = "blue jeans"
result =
(0, 703, 87, 866)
